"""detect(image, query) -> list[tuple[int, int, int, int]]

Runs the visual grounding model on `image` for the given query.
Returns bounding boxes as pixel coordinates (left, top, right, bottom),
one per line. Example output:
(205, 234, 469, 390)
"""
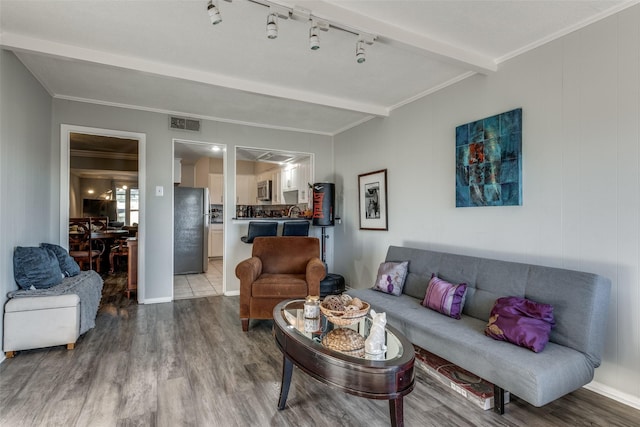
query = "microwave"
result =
(257, 180, 272, 201)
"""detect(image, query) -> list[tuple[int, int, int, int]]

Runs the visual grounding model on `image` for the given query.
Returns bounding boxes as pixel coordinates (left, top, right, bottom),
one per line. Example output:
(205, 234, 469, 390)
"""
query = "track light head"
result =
(207, 1, 222, 25)
(266, 13, 278, 39)
(309, 25, 320, 50)
(355, 40, 366, 63)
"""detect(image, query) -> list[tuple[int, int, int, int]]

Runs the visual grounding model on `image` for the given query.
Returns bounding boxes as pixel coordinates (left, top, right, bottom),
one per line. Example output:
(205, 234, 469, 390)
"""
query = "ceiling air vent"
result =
(169, 116, 201, 132)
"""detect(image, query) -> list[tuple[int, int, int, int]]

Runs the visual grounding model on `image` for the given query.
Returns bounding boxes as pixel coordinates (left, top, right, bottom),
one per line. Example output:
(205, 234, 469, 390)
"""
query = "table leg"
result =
(278, 354, 294, 410)
(389, 397, 404, 427)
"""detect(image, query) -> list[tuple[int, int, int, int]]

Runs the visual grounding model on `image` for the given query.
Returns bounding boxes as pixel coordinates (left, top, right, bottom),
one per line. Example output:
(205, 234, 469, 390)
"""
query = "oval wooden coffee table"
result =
(273, 299, 415, 427)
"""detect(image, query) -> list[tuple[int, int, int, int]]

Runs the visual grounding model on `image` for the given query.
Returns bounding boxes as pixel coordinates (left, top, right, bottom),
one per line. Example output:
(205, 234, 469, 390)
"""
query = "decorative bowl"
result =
(320, 301, 370, 326)
(321, 328, 365, 357)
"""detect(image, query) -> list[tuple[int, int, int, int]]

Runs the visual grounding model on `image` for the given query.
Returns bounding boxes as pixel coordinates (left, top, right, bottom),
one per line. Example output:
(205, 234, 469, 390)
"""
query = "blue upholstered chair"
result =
(240, 221, 278, 243)
(282, 221, 310, 236)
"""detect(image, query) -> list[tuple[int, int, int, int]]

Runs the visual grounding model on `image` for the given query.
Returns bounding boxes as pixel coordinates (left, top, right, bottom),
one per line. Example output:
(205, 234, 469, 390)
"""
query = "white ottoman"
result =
(3, 294, 80, 358)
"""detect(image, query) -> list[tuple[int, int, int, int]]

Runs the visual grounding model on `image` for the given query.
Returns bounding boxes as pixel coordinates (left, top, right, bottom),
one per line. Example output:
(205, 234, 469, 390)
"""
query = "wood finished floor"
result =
(1, 292, 639, 426)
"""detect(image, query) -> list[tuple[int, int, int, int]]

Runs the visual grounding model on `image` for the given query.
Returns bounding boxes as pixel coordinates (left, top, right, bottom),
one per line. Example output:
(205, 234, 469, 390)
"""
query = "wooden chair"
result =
(90, 216, 109, 231)
(68, 218, 103, 273)
(109, 238, 129, 274)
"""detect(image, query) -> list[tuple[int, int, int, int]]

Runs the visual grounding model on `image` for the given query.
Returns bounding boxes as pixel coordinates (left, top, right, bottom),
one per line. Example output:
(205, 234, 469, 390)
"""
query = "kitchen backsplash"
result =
(209, 203, 309, 222)
(236, 203, 308, 218)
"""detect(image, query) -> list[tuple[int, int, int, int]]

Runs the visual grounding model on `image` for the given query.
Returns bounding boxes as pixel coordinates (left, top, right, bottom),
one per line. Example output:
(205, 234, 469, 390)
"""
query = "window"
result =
(116, 187, 139, 225)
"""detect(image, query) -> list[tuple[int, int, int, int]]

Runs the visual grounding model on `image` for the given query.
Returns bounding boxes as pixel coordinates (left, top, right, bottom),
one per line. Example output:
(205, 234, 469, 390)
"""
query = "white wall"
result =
(334, 6, 640, 406)
(51, 100, 334, 300)
(0, 50, 54, 354)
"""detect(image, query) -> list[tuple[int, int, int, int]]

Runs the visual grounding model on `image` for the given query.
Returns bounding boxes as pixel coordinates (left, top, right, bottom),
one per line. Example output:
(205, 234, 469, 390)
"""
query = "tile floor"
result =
(173, 258, 224, 300)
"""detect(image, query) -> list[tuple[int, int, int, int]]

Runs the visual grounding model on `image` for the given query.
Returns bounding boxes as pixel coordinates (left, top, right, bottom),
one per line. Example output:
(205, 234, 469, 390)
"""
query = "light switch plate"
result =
(156, 186, 164, 196)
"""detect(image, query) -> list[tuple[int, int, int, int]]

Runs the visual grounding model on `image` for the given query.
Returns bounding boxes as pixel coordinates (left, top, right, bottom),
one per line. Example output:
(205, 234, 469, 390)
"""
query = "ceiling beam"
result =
(0, 32, 390, 117)
(272, 0, 498, 74)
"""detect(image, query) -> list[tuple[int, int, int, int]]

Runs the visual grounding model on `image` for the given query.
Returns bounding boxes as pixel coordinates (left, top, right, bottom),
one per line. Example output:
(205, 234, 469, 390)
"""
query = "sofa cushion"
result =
(372, 261, 408, 296)
(14, 246, 64, 290)
(252, 274, 308, 298)
(422, 275, 468, 319)
(41, 243, 81, 277)
(485, 296, 555, 352)
(402, 272, 432, 300)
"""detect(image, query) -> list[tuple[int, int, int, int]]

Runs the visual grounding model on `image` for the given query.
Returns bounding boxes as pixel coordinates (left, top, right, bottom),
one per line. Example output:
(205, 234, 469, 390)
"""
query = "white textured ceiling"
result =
(1, 0, 635, 135)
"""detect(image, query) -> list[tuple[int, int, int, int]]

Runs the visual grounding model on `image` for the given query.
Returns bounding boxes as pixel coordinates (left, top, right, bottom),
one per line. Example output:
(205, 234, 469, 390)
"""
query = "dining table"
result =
(90, 229, 130, 239)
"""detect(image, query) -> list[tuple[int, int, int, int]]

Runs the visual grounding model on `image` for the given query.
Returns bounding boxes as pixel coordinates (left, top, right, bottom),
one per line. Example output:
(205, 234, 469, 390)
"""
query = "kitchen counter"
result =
(232, 217, 311, 223)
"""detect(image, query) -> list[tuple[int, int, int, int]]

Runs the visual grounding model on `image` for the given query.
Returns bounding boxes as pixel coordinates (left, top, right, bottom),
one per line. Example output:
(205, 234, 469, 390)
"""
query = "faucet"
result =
(287, 205, 301, 218)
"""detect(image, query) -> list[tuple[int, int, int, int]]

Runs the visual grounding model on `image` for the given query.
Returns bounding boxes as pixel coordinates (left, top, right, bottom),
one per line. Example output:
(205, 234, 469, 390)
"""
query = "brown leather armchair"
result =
(236, 236, 326, 331)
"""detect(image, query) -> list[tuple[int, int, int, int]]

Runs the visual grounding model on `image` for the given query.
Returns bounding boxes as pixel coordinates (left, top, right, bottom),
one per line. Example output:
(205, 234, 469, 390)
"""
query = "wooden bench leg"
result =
(241, 318, 249, 332)
(5, 351, 15, 358)
(67, 343, 75, 350)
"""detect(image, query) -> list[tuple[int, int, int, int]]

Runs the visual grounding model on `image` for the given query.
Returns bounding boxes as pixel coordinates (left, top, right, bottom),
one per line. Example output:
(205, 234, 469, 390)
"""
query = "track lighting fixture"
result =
(355, 40, 366, 63)
(207, 1, 222, 25)
(207, 1, 377, 63)
(266, 13, 278, 39)
(309, 23, 320, 50)
(355, 33, 375, 64)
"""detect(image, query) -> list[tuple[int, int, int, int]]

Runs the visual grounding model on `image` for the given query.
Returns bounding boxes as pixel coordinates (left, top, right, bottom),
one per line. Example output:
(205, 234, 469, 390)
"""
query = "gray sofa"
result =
(348, 246, 611, 413)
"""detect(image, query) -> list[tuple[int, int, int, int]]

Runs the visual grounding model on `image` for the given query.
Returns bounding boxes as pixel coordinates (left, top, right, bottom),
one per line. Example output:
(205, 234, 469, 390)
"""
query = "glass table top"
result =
(280, 299, 404, 361)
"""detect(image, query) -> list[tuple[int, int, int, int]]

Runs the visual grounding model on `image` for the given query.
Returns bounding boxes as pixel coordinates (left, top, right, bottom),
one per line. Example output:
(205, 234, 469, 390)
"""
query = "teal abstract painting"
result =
(455, 108, 522, 207)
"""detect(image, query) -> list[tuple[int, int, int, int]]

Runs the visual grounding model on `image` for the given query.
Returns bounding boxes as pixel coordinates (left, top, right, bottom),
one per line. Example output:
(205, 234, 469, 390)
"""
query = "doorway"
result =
(60, 125, 146, 303)
(173, 139, 226, 300)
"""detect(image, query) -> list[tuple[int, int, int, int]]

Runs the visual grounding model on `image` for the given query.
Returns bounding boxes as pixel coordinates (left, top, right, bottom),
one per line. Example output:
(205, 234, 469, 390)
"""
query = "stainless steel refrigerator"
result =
(174, 187, 209, 274)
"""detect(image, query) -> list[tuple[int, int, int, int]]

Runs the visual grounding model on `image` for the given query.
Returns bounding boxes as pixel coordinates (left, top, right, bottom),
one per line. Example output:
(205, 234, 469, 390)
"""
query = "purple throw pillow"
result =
(484, 296, 556, 353)
(372, 261, 409, 296)
(421, 274, 468, 319)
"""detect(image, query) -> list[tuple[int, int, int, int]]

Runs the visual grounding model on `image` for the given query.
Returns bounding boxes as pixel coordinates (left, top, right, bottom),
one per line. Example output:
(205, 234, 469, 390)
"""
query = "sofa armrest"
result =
(236, 257, 263, 317)
(305, 257, 326, 296)
(236, 256, 262, 283)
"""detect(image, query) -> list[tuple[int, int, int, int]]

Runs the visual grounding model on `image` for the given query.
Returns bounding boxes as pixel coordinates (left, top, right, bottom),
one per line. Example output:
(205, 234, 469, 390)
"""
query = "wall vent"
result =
(169, 116, 201, 132)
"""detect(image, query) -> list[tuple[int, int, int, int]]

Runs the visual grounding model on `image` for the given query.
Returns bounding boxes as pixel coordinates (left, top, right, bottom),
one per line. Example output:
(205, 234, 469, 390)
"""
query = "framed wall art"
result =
(455, 108, 523, 207)
(358, 169, 388, 230)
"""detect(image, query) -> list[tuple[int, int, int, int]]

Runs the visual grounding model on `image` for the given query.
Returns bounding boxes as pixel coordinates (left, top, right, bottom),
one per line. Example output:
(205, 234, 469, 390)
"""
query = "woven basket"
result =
(320, 301, 370, 326)
(321, 328, 365, 357)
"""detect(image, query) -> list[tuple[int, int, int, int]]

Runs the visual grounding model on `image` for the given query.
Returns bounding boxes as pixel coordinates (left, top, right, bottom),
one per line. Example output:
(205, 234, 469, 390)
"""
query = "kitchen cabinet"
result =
(208, 224, 223, 257)
(282, 165, 298, 191)
(256, 171, 270, 184)
(271, 170, 282, 204)
(236, 174, 256, 205)
(297, 159, 311, 204)
(174, 158, 182, 184)
(208, 173, 223, 204)
(194, 157, 209, 188)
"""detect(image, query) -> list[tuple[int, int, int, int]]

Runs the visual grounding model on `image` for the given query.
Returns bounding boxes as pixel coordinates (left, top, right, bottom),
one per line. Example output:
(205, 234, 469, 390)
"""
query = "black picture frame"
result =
(358, 169, 388, 231)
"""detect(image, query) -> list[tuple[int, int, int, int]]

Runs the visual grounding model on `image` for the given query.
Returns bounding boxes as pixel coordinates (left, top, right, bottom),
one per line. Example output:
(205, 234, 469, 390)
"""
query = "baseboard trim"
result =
(584, 381, 640, 411)
(224, 290, 240, 296)
(142, 297, 173, 304)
